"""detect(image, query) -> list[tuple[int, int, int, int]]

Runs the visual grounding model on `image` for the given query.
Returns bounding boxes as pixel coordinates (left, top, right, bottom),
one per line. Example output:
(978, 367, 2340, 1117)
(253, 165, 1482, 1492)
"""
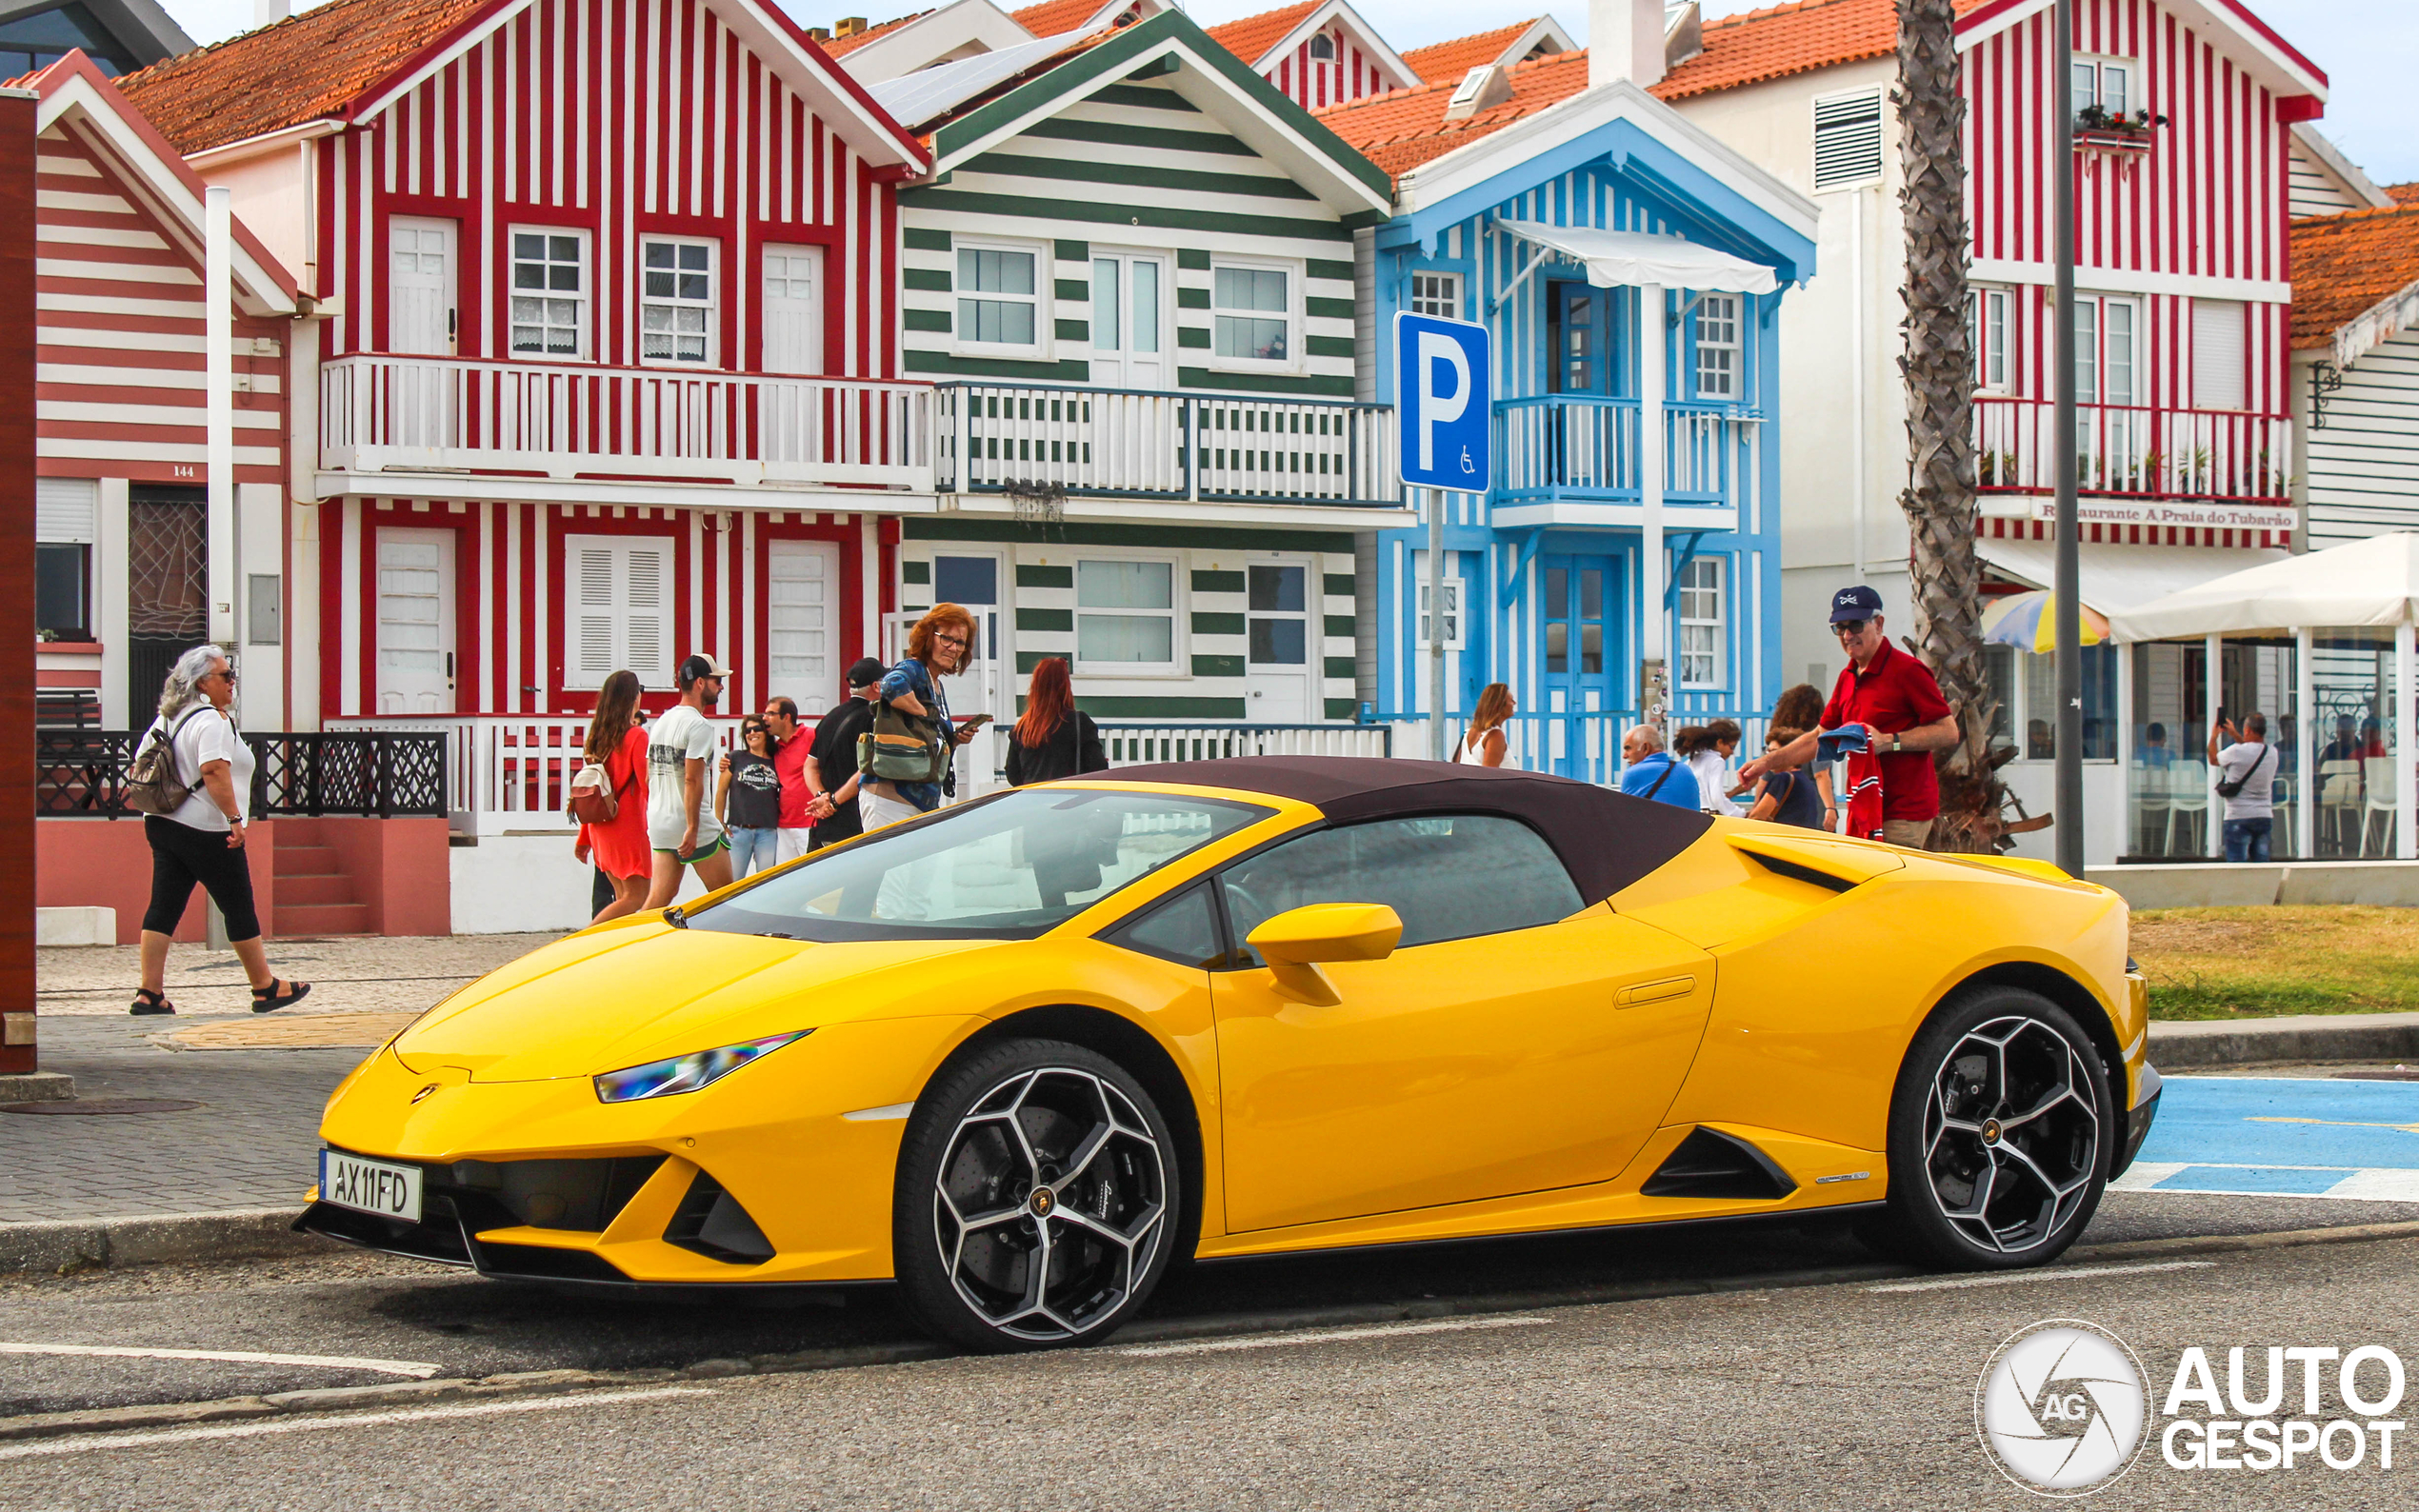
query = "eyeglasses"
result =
(1832, 620, 1872, 639)
(936, 632, 970, 648)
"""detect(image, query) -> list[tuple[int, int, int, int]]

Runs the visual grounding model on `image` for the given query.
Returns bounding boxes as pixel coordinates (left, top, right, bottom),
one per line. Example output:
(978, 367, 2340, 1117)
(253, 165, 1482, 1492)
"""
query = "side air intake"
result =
(1639, 1127, 1799, 1202)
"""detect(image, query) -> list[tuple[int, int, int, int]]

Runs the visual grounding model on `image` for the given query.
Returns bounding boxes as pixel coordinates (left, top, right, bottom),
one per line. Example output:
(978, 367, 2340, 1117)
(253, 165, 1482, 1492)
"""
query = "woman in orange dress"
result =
(577, 669, 653, 922)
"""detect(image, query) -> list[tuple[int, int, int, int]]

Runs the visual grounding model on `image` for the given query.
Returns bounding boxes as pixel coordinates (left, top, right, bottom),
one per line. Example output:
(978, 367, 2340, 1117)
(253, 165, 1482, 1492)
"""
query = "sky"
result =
(157, 0, 2418, 186)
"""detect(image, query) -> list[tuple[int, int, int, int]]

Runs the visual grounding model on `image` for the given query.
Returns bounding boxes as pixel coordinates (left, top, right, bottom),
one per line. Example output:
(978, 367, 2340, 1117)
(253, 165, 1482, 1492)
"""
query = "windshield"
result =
(689, 786, 1275, 942)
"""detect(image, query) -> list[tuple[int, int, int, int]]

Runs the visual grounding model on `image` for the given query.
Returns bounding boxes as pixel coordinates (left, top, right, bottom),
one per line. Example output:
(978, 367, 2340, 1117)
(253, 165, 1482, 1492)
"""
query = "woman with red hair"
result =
(1005, 657, 1107, 786)
(861, 602, 989, 830)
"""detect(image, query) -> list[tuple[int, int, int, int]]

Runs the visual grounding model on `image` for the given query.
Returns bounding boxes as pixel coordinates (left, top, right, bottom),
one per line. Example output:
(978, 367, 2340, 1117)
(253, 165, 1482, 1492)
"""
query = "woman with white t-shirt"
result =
(129, 646, 310, 1015)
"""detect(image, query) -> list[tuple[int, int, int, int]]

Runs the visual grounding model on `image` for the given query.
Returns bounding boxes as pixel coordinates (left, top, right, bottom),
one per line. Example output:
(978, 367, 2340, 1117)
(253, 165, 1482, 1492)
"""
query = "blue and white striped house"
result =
(1323, 40, 1818, 780)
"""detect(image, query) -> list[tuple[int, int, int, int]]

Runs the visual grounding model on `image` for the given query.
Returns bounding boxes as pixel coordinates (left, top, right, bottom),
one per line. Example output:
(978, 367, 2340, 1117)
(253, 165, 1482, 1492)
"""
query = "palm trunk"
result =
(1894, 0, 2007, 852)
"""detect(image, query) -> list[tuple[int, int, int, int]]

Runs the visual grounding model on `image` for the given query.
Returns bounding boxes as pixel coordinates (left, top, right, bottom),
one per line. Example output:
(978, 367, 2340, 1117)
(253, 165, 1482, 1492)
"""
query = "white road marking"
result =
(0, 1343, 441, 1378)
(0, 1387, 715, 1460)
(1867, 1260, 2215, 1293)
(1119, 1316, 1553, 1358)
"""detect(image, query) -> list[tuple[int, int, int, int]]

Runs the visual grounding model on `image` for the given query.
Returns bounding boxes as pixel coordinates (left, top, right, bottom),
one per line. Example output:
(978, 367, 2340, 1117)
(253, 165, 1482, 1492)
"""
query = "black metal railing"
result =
(35, 729, 448, 819)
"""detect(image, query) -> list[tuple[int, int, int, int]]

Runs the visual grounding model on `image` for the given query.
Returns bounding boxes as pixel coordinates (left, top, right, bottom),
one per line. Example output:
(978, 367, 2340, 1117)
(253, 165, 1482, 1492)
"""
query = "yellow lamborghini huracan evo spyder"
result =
(304, 757, 2159, 1352)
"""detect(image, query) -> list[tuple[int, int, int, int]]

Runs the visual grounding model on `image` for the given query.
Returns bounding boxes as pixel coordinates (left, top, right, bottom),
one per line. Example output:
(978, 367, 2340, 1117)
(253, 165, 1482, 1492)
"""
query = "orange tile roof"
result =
(2289, 203, 2419, 348)
(1399, 20, 1542, 84)
(1653, 0, 1989, 104)
(1316, 47, 1589, 179)
(1203, 0, 1318, 66)
(2389, 182, 2419, 206)
(114, 0, 488, 156)
(1009, 0, 1110, 37)
(822, 10, 930, 56)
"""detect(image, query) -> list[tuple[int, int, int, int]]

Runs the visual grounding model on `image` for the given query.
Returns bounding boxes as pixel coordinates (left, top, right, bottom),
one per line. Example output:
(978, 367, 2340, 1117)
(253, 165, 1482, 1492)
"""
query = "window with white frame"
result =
(1075, 557, 1176, 669)
(1677, 556, 1725, 687)
(1693, 294, 1740, 399)
(35, 476, 95, 639)
(1967, 285, 2014, 391)
(2071, 294, 2139, 407)
(1212, 261, 1291, 363)
(1409, 270, 1460, 319)
(510, 229, 587, 357)
(2191, 298, 2247, 410)
(563, 534, 673, 689)
(1417, 580, 1463, 651)
(2070, 55, 2136, 118)
(1811, 87, 1884, 191)
(957, 242, 1042, 349)
(1307, 30, 1334, 60)
(640, 238, 715, 365)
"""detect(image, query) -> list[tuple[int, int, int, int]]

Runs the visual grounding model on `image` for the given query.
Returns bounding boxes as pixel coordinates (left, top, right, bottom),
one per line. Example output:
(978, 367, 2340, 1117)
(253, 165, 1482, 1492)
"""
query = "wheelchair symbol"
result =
(1460, 446, 1476, 475)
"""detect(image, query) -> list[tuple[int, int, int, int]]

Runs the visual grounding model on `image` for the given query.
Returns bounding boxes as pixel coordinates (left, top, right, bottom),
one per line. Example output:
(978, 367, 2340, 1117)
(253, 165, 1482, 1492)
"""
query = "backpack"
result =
(566, 748, 635, 826)
(123, 706, 211, 818)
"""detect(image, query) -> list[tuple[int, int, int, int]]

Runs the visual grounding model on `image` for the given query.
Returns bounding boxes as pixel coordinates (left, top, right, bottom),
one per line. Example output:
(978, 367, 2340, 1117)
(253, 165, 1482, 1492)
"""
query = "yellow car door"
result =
(1209, 815, 1714, 1233)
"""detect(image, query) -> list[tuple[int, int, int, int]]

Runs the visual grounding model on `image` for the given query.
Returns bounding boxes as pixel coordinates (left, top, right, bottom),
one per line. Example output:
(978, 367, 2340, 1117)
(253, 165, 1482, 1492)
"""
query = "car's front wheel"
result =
(1876, 986, 2112, 1270)
(892, 1038, 1179, 1352)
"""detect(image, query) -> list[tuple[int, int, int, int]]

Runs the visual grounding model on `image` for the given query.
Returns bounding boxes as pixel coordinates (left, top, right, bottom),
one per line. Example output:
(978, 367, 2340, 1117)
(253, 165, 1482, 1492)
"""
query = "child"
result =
(1747, 727, 1827, 829)
(1672, 718, 1746, 815)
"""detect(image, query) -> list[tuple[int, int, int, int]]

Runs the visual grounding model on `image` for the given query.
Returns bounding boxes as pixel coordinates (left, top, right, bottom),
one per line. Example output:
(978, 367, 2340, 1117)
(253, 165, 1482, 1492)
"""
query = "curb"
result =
(2148, 1010, 2419, 1069)
(5, 1217, 2416, 1446)
(0, 1072, 75, 1104)
(0, 1208, 323, 1275)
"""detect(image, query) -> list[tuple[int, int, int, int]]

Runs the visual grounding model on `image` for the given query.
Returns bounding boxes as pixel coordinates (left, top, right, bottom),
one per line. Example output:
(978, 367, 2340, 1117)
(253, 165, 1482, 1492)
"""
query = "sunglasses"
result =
(209, 667, 239, 685)
(1832, 619, 1872, 638)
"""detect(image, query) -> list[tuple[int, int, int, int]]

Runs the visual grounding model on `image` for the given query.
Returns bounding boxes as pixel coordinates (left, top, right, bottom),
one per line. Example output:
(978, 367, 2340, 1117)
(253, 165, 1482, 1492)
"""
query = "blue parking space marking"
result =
(2111, 1076, 2419, 1203)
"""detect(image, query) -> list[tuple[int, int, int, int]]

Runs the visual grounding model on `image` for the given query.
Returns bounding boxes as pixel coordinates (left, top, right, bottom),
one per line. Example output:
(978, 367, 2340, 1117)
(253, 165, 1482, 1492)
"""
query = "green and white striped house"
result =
(856, 11, 1406, 767)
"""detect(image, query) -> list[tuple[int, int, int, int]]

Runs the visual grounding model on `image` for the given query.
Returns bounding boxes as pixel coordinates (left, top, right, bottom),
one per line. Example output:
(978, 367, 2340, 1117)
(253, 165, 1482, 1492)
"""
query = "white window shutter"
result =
(626, 545, 668, 686)
(572, 545, 618, 687)
(563, 534, 674, 689)
(35, 477, 97, 543)
(1812, 89, 1885, 191)
(2191, 300, 2247, 410)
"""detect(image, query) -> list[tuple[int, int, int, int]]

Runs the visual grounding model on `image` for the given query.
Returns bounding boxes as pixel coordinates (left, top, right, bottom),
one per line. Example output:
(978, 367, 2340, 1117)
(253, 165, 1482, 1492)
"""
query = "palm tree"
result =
(1893, 0, 2009, 852)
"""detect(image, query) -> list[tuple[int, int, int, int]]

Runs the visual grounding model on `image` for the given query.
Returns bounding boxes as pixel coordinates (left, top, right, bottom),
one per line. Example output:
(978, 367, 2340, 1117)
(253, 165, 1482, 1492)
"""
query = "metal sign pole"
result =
(2052, 0, 2085, 877)
(1428, 487, 1447, 761)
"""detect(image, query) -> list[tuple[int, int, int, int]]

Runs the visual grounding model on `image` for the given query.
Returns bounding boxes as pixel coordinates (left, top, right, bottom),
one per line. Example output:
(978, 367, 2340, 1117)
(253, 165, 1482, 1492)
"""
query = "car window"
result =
(1102, 884, 1227, 969)
(690, 787, 1271, 942)
(1217, 814, 1583, 963)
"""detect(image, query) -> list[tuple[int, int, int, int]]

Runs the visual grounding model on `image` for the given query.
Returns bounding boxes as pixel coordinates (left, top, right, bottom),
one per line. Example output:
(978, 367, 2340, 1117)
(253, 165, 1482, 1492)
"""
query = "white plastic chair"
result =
(2132, 762, 2170, 856)
(2363, 756, 2399, 857)
(2165, 761, 2209, 856)
(2320, 759, 2363, 856)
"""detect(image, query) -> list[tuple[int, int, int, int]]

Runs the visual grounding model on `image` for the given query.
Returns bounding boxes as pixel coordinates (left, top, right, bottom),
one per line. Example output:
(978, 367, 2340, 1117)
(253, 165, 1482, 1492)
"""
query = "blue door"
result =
(1534, 553, 1624, 777)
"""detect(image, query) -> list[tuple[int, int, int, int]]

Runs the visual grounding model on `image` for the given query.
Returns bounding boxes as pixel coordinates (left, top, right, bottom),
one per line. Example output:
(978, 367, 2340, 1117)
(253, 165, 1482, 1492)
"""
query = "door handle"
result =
(446, 652, 455, 689)
(1616, 976, 1694, 1007)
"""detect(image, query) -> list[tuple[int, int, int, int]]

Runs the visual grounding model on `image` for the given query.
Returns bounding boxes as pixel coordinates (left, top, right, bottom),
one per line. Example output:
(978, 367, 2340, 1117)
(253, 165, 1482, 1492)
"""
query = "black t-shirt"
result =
(726, 749, 782, 829)
(808, 698, 875, 840)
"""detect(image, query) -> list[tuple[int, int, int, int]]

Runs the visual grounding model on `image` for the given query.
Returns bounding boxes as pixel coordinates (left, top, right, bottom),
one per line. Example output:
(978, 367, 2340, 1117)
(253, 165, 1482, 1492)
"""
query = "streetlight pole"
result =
(2052, 0, 2085, 877)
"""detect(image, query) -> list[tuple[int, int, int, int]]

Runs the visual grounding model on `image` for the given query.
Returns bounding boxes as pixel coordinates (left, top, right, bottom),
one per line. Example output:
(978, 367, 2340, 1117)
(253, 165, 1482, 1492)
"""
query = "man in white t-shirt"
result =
(643, 654, 737, 909)
(2209, 711, 2280, 864)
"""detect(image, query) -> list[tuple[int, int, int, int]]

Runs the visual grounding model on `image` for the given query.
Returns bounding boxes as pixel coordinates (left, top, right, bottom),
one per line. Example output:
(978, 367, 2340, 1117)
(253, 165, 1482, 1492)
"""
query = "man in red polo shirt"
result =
(1741, 586, 1961, 847)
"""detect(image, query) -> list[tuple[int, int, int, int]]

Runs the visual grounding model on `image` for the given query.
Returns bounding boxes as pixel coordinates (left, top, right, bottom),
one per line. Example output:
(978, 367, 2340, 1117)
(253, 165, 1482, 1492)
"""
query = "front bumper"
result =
(2113, 1061, 2162, 1179)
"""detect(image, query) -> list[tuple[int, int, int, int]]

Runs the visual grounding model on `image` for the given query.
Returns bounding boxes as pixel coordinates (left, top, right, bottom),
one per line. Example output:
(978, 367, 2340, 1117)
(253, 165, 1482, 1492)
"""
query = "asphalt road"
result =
(6, 1223, 2416, 1510)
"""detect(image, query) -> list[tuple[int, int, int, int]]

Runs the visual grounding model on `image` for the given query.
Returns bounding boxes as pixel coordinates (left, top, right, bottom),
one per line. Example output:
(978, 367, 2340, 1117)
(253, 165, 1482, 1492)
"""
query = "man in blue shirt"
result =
(1619, 724, 1701, 810)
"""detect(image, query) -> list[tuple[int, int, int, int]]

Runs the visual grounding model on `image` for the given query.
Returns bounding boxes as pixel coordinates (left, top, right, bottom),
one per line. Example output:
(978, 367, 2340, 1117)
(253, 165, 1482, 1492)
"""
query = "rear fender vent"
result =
(664, 1171, 776, 1264)
(1639, 1126, 1799, 1202)
(1742, 851, 1854, 893)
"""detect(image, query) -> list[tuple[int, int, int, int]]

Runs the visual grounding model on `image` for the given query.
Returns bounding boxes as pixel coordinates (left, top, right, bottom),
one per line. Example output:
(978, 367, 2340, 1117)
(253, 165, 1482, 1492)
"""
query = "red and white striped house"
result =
(115, 0, 930, 758)
(1202, 0, 1416, 112)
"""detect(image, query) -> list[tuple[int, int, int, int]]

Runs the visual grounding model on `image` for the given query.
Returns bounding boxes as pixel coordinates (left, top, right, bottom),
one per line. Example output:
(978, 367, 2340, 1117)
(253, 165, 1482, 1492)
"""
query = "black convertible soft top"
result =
(1098, 755, 1712, 905)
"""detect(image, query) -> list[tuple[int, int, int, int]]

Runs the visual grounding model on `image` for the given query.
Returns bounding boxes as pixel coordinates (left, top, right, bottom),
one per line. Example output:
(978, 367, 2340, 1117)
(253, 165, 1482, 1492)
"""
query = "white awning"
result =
(1491, 219, 1779, 293)
(2105, 530, 2419, 642)
(1975, 538, 2287, 623)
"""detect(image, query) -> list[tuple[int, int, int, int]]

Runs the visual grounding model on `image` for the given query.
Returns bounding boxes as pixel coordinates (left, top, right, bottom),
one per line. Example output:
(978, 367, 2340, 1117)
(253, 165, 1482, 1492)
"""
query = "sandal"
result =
(130, 988, 174, 1016)
(251, 979, 311, 1014)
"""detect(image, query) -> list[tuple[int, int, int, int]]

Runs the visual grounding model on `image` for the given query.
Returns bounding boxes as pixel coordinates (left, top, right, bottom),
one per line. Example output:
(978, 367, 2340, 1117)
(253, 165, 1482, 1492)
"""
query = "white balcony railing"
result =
(320, 355, 934, 490)
(935, 384, 1399, 507)
(1496, 395, 1754, 505)
(1973, 398, 2291, 501)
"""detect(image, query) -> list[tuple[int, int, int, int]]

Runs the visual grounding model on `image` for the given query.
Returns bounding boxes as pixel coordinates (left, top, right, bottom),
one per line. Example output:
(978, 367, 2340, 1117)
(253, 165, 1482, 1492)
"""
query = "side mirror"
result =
(1244, 903, 1403, 1006)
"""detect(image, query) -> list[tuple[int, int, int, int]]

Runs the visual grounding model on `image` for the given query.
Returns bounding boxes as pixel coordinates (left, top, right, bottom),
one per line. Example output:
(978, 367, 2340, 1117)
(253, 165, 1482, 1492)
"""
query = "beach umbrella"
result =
(1980, 590, 2109, 653)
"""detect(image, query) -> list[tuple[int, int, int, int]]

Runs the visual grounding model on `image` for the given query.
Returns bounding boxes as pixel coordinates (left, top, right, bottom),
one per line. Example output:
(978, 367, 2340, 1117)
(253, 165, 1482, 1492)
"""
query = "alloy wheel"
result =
(932, 1066, 1168, 1342)
(1921, 1014, 2101, 1254)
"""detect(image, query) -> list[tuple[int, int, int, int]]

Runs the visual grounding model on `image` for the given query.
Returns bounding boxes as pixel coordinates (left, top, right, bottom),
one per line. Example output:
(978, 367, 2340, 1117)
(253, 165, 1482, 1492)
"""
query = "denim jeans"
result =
(727, 826, 778, 878)
(2223, 816, 2272, 863)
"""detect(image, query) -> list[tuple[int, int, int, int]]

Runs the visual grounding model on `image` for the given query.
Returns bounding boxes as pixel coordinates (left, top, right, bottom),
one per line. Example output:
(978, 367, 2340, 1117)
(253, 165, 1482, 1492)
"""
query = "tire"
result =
(1875, 986, 2112, 1271)
(892, 1038, 1181, 1352)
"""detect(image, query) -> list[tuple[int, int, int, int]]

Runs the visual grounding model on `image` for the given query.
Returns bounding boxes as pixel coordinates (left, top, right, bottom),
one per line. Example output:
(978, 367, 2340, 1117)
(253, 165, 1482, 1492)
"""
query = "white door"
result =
(932, 552, 1007, 727)
(767, 538, 842, 716)
(389, 217, 455, 354)
(1245, 557, 1312, 723)
(1089, 251, 1169, 388)
(376, 527, 454, 715)
(762, 245, 825, 375)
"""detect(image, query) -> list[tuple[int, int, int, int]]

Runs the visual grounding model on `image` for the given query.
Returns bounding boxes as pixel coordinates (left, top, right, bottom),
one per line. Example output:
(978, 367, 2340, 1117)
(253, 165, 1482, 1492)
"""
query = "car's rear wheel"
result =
(1876, 986, 2111, 1270)
(892, 1038, 1178, 1352)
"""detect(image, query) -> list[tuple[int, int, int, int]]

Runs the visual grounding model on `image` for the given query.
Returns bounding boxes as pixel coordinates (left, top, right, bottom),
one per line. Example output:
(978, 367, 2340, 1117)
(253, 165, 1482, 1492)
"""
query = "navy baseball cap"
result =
(677, 653, 734, 687)
(845, 657, 886, 687)
(1829, 586, 1885, 624)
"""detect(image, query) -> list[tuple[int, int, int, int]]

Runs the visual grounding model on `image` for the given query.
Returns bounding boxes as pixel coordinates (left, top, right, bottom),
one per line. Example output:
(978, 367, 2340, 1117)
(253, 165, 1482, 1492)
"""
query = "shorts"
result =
(653, 830, 729, 864)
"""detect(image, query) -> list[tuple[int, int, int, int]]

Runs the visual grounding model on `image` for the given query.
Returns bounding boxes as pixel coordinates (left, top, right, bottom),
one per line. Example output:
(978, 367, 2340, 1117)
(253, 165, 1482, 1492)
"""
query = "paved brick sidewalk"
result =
(36, 932, 562, 1017)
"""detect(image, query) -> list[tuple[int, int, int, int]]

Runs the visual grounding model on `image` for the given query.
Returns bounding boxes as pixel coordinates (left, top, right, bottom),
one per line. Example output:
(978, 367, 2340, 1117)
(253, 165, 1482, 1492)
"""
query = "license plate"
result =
(319, 1149, 422, 1224)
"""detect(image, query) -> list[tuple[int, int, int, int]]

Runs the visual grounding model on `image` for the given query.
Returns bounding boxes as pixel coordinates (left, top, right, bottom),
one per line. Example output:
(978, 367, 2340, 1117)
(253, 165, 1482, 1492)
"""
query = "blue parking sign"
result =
(1394, 311, 1489, 491)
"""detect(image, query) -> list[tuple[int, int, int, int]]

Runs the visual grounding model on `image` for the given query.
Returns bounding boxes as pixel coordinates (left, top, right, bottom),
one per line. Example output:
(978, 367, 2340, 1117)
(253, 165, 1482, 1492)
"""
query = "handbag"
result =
(123, 706, 211, 818)
(2216, 744, 2270, 800)
(566, 757, 634, 826)
(859, 698, 950, 786)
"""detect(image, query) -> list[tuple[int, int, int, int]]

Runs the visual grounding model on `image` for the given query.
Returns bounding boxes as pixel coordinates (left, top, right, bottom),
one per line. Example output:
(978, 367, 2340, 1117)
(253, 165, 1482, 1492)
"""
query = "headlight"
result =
(592, 1031, 810, 1104)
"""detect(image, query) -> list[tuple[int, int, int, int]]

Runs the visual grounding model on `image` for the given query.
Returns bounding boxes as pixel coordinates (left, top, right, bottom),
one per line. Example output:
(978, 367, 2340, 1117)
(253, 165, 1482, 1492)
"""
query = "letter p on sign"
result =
(1395, 312, 1489, 491)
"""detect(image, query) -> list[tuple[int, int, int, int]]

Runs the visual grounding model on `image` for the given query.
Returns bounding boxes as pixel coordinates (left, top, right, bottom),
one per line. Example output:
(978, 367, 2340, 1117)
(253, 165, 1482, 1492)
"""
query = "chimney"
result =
(834, 14, 867, 36)
(1443, 64, 1514, 121)
(806, 25, 831, 41)
(1589, 0, 1665, 91)
(254, 0, 289, 26)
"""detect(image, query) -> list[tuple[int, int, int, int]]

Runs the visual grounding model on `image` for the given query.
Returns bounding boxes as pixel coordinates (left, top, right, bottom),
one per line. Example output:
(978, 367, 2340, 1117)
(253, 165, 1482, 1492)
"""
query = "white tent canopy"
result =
(1977, 538, 2284, 619)
(1491, 219, 1779, 294)
(2107, 531, 2419, 642)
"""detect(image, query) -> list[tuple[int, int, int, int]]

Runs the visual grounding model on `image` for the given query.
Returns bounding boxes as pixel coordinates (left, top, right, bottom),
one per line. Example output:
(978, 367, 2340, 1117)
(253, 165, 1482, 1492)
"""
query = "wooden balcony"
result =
(1973, 398, 2290, 502)
(933, 383, 1400, 507)
(319, 354, 934, 492)
(1494, 394, 1756, 508)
